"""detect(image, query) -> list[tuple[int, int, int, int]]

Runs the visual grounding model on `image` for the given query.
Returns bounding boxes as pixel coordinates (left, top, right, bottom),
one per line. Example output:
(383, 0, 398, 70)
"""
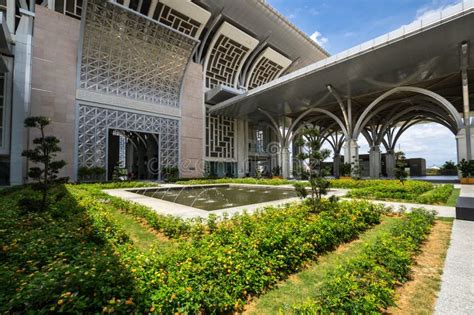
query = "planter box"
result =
(460, 177, 474, 184)
(340, 176, 352, 180)
(272, 176, 283, 179)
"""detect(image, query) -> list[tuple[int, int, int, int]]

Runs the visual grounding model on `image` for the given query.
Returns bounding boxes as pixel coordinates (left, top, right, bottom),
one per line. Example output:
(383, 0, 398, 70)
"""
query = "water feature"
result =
(135, 185, 297, 211)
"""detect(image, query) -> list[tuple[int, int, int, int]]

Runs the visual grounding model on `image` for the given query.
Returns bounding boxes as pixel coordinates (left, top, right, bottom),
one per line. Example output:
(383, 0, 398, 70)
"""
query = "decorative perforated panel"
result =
(155, 4, 201, 37)
(206, 114, 235, 160)
(247, 57, 284, 89)
(205, 35, 250, 89)
(80, 0, 196, 108)
(77, 104, 179, 172)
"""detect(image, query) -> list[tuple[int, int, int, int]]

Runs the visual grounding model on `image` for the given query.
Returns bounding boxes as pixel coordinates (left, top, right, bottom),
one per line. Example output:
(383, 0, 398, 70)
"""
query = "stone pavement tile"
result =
(435, 220, 474, 315)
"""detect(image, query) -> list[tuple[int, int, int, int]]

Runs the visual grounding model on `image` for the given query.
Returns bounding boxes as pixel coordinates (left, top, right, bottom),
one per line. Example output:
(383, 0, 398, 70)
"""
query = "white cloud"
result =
(309, 31, 328, 47)
(287, 13, 296, 19)
(412, 0, 462, 23)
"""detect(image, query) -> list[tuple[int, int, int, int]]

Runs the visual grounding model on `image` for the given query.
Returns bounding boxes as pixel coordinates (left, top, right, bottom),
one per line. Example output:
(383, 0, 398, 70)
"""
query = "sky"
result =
(267, 0, 461, 167)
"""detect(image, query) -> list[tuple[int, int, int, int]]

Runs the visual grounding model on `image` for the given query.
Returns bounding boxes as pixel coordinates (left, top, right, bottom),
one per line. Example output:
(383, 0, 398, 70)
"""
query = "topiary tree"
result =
(22, 116, 66, 210)
(293, 127, 332, 211)
(394, 151, 408, 184)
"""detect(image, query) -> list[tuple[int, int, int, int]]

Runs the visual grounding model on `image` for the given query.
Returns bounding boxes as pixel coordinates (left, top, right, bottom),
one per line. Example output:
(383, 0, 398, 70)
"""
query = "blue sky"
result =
(267, 0, 461, 167)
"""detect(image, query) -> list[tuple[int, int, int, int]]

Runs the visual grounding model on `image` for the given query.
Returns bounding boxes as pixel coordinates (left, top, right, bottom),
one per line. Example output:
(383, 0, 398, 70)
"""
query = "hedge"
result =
(2, 183, 388, 313)
(292, 208, 435, 314)
(0, 186, 142, 313)
(116, 199, 384, 313)
(70, 184, 206, 238)
(415, 184, 454, 205)
(346, 181, 434, 202)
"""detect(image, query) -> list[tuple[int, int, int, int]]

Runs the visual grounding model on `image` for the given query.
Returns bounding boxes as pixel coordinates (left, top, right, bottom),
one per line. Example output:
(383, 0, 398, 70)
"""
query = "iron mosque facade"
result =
(0, 0, 328, 185)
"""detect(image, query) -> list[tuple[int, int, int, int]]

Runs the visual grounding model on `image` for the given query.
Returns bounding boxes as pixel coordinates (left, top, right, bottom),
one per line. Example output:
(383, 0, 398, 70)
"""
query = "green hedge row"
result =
(292, 208, 435, 314)
(2, 183, 388, 313)
(346, 181, 434, 202)
(119, 199, 384, 313)
(71, 184, 206, 238)
(0, 187, 142, 313)
(65, 185, 386, 313)
(415, 184, 454, 205)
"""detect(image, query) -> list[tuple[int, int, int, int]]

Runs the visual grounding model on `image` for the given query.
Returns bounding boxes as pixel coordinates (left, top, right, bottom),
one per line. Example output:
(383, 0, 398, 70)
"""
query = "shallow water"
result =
(136, 186, 297, 211)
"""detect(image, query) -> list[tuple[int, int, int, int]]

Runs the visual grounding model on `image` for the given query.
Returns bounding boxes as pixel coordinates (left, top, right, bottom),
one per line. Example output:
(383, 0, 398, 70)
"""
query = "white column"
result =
(368, 145, 381, 178)
(343, 139, 359, 178)
(344, 138, 359, 164)
(10, 15, 34, 185)
(236, 119, 249, 177)
(281, 146, 290, 179)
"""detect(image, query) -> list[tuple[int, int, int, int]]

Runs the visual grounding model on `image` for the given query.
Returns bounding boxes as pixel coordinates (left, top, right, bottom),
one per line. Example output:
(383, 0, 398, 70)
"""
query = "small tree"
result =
(394, 151, 408, 184)
(22, 116, 66, 210)
(293, 127, 332, 210)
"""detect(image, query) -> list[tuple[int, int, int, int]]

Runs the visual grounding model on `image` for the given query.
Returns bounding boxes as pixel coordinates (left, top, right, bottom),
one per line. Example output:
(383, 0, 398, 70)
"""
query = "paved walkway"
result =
(435, 185, 474, 314)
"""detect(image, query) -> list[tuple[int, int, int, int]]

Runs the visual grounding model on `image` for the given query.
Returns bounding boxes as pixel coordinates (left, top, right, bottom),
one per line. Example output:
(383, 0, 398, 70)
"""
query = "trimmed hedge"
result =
(0, 187, 142, 313)
(292, 208, 435, 314)
(117, 199, 384, 313)
(416, 184, 454, 205)
(2, 183, 388, 313)
(346, 181, 434, 202)
(70, 184, 206, 238)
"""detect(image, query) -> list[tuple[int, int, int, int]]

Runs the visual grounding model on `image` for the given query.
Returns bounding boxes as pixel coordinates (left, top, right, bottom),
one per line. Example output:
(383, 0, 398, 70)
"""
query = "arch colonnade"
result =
(259, 82, 470, 179)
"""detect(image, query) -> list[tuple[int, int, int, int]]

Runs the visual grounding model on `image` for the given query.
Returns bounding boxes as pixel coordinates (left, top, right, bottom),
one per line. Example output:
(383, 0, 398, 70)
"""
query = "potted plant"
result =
(457, 159, 474, 184)
(339, 162, 352, 179)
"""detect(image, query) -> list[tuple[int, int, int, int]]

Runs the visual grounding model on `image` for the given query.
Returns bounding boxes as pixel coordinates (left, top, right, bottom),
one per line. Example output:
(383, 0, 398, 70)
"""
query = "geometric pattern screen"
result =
(205, 34, 250, 89)
(155, 4, 201, 38)
(77, 104, 179, 172)
(206, 114, 235, 160)
(80, 0, 196, 108)
(247, 57, 284, 90)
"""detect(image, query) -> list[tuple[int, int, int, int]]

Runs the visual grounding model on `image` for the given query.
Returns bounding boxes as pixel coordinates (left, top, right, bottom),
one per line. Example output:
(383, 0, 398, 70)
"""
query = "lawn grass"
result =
(388, 219, 453, 314)
(245, 216, 400, 314)
(106, 205, 175, 252)
(444, 188, 460, 207)
(246, 216, 452, 315)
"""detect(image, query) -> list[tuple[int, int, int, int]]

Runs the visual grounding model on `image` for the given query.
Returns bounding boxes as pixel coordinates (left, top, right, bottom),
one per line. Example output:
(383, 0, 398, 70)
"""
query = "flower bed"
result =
(292, 208, 435, 313)
(346, 181, 434, 202)
(1, 184, 386, 313)
(415, 184, 454, 205)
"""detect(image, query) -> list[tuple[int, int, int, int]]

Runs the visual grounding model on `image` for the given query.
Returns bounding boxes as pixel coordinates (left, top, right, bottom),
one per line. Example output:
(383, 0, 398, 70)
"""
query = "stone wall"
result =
(180, 62, 205, 178)
(29, 6, 80, 180)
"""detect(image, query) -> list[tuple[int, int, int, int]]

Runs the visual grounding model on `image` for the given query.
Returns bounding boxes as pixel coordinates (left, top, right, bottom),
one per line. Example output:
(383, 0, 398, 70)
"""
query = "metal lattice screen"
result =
(205, 114, 235, 160)
(247, 57, 284, 90)
(77, 104, 179, 171)
(80, 0, 196, 108)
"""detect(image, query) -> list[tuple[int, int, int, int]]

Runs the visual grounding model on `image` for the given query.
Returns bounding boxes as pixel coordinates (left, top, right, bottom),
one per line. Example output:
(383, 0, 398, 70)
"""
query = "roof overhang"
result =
(209, 1, 474, 122)
(205, 84, 244, 105)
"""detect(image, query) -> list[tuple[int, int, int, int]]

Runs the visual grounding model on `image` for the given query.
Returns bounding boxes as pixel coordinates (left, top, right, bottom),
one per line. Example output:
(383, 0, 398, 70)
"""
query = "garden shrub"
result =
(121, 199, 384, 313)
(292, 208, 435, 314)
(0, 187, 141, 313)
(69, 184, 205, 238)
(416, 184, 454, 205)
(346, 180, 434, 202)
(2, 183, 387, 313)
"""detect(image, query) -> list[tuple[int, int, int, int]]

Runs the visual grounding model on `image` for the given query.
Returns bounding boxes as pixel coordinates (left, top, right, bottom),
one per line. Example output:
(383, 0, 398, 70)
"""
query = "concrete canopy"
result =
(209, 2, 474, 134)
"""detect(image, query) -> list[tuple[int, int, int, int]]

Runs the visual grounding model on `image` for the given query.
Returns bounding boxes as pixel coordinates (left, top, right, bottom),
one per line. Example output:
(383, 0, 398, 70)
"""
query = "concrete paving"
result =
(435, 219, 474, 315)
(434, 184, 474, 314)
